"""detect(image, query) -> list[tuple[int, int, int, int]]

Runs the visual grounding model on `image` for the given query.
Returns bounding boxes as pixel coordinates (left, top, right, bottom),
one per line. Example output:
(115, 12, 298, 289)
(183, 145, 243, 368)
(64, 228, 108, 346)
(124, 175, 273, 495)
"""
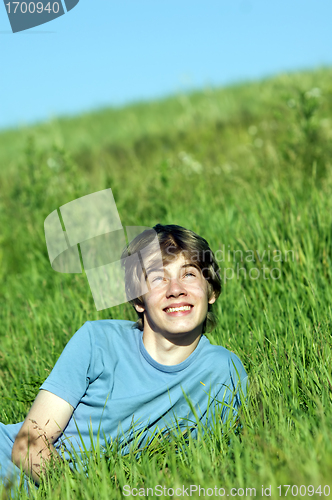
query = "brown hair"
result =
(121, 224, 221, 333)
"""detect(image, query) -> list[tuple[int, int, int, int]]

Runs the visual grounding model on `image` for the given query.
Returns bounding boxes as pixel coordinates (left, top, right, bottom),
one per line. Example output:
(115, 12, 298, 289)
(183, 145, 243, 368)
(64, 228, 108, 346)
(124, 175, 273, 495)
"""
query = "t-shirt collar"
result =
(138, 330, 206, 373)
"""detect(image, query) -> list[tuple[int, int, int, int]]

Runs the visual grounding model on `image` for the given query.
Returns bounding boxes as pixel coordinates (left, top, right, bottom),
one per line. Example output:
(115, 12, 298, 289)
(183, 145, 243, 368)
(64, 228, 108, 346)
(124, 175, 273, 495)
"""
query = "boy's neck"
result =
(142, 329, 202, 366)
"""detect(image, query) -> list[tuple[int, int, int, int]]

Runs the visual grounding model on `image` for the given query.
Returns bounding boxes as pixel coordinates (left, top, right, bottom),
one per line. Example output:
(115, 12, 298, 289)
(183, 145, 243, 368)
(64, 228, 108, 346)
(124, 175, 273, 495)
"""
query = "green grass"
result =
(1, 67, 332, 498)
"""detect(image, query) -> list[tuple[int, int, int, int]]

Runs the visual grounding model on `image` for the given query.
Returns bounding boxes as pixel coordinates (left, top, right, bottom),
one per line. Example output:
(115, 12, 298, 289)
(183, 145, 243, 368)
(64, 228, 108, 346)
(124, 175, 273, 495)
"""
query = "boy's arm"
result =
(11, 389, 74, 485)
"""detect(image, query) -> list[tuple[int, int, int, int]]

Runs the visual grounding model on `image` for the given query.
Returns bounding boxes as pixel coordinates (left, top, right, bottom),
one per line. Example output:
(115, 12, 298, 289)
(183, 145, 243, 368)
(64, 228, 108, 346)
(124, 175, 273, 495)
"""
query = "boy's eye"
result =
(152, 276, 163, 282)
(147, 269, 198, 282)
(148, 274, 164, 283)
(184, 271, 196, 278)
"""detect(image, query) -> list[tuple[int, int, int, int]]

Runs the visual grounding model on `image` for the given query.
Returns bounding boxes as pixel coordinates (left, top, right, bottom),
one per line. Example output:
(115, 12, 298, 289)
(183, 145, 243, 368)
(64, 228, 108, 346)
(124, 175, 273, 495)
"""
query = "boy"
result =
(0, 224, 248, 488)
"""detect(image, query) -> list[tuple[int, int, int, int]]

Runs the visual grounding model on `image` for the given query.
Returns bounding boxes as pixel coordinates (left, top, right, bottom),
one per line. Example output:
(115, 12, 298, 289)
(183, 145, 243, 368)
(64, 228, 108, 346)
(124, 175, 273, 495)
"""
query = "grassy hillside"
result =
(1, 67, 332, 499)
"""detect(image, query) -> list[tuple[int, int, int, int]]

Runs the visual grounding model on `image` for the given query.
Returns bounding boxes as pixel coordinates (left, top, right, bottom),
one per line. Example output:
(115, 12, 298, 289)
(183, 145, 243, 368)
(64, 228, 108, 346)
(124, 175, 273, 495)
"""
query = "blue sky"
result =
(1, 0, 332, 130)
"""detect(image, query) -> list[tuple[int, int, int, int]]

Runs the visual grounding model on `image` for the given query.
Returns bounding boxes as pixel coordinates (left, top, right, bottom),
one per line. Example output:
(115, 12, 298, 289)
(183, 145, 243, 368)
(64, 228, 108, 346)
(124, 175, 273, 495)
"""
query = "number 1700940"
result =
(5, 2, 60, 14)
(277, 485, 330, 497)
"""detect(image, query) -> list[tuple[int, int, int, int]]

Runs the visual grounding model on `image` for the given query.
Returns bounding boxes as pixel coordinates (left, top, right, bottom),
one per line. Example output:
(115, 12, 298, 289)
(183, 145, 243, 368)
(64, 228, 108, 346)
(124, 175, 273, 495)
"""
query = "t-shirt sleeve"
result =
(228, 353, 248, 407)
(215, 352, 249, 424)
(40, 322, 93, 409)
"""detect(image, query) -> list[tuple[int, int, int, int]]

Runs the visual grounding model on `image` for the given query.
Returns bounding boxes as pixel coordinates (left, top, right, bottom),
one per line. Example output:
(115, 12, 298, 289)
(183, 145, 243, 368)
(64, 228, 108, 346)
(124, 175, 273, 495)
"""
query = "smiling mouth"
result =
(164, 305, 193, 313)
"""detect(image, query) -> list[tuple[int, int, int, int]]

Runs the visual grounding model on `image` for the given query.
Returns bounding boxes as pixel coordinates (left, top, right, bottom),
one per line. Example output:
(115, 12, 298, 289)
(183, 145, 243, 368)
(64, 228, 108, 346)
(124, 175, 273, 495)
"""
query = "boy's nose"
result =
(166, 277, 187, 297)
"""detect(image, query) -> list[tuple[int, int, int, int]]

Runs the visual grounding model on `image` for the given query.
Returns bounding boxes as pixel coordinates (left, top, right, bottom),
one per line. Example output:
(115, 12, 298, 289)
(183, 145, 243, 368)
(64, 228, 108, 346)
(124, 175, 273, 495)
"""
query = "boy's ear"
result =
(208, 292, 216, 305)
(134, 302, 145, 313)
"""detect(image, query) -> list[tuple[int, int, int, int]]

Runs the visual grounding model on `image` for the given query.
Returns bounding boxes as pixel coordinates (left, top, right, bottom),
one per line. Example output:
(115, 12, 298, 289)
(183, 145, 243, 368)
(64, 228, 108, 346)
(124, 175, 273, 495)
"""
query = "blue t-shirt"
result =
(39, 319, 248, 459)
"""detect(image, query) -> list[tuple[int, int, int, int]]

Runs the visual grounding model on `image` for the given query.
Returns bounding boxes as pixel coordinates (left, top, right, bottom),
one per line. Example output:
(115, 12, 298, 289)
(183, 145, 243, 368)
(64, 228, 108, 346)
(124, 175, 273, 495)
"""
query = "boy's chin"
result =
(161, 323, 203, 336)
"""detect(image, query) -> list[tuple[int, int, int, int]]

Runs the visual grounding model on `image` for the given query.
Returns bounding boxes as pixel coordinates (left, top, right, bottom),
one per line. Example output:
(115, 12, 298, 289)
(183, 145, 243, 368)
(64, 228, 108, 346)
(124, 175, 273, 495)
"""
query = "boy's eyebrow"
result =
(145, 263, 200, 275)
(182, 263, 200, 270)
(145, 267, 163, 275)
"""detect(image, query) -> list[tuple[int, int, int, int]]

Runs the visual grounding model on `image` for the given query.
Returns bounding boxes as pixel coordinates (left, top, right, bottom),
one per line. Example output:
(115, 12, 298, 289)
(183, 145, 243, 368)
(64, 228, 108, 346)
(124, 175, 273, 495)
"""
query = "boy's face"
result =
(135, 252, 215, 341)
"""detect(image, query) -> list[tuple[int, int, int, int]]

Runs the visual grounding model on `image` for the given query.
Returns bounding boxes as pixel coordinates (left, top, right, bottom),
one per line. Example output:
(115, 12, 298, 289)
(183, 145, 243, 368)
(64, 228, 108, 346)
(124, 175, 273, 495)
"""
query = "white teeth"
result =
(165, 306, 192, 313)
